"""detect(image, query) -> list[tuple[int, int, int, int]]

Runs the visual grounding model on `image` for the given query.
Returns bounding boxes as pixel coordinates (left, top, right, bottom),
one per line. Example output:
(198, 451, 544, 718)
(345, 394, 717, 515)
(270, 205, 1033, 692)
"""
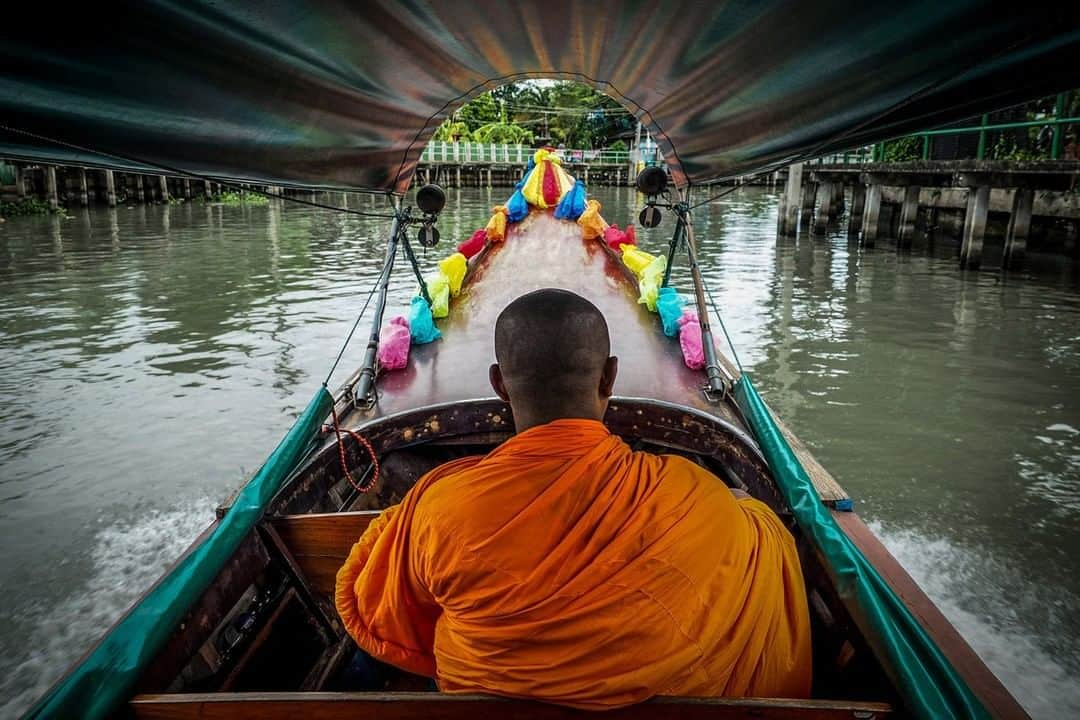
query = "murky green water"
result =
(1, 187, 1078, 717)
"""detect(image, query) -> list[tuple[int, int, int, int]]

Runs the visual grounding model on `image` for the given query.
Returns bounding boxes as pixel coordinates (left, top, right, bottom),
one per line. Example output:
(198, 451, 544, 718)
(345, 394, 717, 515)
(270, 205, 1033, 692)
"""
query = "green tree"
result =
(473, 122, 533, 144)
(433, 120, 472, 142)
(457, 93, 500, 132)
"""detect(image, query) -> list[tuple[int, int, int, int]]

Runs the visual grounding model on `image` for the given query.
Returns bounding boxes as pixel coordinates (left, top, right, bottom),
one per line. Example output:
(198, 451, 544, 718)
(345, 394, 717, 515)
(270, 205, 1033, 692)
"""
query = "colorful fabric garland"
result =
(621, 245, 656, 276)
(553, 179, 587, 220)
(656, 287, 686, 337)
(439, 253, 468, 297)
(484, 206, 509, 242)
(409, 296, 441, 344)
(506, 180, 529, 222)
(678, 311, 705, 369)
(637, 255, 667, 312)
(377, 316, 411, 369)
(458, 229, 487, 259)
(521, 148, 575, 208)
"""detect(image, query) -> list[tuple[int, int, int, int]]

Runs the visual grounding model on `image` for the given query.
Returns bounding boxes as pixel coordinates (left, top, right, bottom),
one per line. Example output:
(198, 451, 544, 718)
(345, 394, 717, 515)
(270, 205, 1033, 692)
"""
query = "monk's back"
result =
(407, 419, 812, 706)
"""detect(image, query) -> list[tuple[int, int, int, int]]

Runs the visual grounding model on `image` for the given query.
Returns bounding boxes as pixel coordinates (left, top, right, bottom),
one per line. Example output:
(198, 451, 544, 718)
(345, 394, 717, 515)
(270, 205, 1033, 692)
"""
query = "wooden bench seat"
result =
(130, 691, 892, 719)
(268, 511, 380, 596)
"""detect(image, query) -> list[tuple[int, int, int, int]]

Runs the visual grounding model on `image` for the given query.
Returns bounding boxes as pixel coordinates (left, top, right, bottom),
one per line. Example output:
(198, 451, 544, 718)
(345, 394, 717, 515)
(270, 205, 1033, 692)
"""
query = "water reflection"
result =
(0, 187, 1078, 717)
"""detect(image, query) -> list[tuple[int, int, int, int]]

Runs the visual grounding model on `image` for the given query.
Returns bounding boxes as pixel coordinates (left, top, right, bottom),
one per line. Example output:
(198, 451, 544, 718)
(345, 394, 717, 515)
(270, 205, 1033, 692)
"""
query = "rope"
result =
(0, 123, 398, 220)
(324, 403, 380, 493)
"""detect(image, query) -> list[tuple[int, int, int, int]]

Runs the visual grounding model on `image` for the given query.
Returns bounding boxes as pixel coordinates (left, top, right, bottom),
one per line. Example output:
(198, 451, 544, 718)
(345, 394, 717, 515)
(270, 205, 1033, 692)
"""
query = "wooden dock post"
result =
(897, 185, 920, 247)
(44, 166, 59, 210)
(848, 183, 866, 235)
(831, 182, 845, 216)
(960, 185, 990, 270)
(813, 181, 832, 235)
(103, 170, 117, 206)
(1003, 188, 1034, 268)
(158, 175, 169, 202)
(183, 179, 192, 199)
(203, 180, 212, 197)
(861, 183, 882, 246)
(455, 167, 461, 187)
(135, 175, 145, 202)
(781, 163, 803, 236)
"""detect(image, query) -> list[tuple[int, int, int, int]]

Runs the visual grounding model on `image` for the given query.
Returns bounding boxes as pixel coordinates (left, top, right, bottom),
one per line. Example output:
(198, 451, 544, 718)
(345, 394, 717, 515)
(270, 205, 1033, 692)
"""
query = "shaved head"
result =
(490, 289, 618, 431)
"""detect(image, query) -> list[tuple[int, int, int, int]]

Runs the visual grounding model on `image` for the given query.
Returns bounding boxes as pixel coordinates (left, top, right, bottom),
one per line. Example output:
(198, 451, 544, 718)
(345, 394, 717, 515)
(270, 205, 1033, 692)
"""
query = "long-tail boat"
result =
(5, 3, 1078, 718)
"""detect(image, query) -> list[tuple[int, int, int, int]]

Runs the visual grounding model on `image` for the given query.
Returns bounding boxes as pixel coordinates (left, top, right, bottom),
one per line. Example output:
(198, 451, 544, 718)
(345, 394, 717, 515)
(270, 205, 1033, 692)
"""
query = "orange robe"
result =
(335, 419, 812, 708)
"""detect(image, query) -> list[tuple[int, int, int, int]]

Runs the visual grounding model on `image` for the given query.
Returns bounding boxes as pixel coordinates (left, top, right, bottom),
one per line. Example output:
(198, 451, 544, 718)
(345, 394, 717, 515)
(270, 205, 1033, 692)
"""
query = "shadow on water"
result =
(0, 186, 1078, 716)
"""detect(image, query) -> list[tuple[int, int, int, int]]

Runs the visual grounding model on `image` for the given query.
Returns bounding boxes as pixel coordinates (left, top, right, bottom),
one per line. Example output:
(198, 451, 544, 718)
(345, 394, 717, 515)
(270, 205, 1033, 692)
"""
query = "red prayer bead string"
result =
(324, 403, 380, 493)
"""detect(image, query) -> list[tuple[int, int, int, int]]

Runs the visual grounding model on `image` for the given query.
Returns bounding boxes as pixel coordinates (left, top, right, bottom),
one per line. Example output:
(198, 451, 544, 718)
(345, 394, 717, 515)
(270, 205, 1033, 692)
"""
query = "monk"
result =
(336, 288, 812, 708)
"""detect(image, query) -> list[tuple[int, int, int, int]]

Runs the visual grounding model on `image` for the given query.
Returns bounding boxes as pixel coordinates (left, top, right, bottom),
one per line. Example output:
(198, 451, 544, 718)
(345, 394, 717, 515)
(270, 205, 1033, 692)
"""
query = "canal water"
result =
(1, 187, 1079, 717)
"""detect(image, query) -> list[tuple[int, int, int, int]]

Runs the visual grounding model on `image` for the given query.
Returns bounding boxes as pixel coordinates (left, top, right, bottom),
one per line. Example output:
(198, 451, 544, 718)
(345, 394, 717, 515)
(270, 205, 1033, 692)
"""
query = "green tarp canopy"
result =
(0, 1, 1077, 191)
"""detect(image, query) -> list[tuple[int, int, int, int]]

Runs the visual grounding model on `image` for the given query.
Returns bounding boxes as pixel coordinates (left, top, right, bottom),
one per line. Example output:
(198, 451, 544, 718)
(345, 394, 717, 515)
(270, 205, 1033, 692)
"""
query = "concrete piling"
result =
(135, 175, 145, 202)
(832, 182, 845, 216)
(848, 183, 866, 235)
(861, 184, 883, 246)
(781, 163, 803, 236)
(103, 170, 117, 207)
(813, 181, 832, 235)
(800, 180, 816, 227)
(897, 185, 920, 247)
(158, 176, 169, 202)
(183, 179, 192, 199)
(1003, 188, 1034, 268)
(78, 168, 89, 206)
(960, 185, 990, 270)
(14, 164, 26, 198)
(776, 189, 789, 236)
(44, 166, 59, 210)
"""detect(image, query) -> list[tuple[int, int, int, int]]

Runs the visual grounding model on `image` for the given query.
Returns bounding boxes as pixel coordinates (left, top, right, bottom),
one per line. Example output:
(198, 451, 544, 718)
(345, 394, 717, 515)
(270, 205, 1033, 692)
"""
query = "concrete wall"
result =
(880, 186, 1079, 220)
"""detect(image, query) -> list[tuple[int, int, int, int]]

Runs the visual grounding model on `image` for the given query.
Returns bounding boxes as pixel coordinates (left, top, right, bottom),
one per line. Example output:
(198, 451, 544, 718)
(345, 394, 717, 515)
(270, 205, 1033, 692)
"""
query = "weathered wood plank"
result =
(130, 691, 892, 720)
(269, 512, 380, 596)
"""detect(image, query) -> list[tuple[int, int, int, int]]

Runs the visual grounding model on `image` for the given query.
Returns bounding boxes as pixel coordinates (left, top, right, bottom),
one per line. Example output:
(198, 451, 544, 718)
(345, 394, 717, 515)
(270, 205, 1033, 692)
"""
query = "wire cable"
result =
(688, 182, 751, 210)
(699, 267, 743, 375)
(322, 236, 400, 387)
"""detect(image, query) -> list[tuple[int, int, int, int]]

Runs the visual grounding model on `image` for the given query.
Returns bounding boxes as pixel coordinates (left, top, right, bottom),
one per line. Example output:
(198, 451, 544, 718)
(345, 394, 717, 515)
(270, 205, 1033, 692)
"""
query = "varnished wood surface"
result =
(130, 691, 893, 719)
(270, 511, 380, 596)
(349, 210, 847, 503)
(833, 511, 1030, 720)
(368, 211, 741, 423)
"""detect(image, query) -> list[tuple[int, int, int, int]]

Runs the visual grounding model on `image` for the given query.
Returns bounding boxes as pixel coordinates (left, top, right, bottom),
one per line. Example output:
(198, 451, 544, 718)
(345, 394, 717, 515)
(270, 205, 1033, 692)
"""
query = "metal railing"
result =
(813, 91, 1076, 165)
(419, 142, 630, 165)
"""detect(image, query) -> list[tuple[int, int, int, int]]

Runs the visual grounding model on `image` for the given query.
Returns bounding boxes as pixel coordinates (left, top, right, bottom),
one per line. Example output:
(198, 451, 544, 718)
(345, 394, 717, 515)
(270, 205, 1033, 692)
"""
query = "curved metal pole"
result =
(353, 204, 404, 408)
(677, 189, 732, 396)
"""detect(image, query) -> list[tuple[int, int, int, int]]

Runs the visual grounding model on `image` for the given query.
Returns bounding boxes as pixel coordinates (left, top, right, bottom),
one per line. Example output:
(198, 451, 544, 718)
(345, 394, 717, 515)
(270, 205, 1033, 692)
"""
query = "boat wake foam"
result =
(870, 521, 1080, 719)
(0, 499, 213, 719)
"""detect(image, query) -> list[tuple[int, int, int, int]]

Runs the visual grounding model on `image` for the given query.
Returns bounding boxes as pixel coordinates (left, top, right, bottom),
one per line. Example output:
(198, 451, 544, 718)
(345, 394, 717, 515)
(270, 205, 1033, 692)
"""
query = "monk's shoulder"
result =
(411, 456, 484, 523)
(653, 453, 725, 488)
